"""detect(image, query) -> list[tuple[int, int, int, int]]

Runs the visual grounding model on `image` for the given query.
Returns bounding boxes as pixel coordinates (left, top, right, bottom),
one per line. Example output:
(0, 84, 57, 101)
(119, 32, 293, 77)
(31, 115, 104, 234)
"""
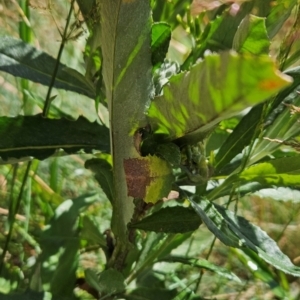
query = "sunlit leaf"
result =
(239, 156, 300, 187)
(0, 36, 95, 98)
(148, 51, 291, 143)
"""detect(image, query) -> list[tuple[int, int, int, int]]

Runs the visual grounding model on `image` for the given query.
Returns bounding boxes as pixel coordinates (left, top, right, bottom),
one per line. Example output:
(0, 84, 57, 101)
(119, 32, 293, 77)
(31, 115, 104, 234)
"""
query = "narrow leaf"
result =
(215, 204, 300, 276)
(148, 51, 291, 142)
(190, 198, 300, 276)
(266, 0, 298, 39)
(0, 114, 110, 161)
(129, 206, 201, 233)
(214, 103, 264, 173)
(38, 194, 99, 297)
(0, 36, 95, 98)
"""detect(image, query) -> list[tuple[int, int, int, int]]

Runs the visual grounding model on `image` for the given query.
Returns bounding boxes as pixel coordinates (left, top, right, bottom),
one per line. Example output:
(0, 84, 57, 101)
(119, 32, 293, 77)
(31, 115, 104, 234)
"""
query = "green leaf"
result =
(85, 156, 114, 203)
(151, 22, 171, 68)
(0, 36, 95, 99)
(214, 103, 264, 173)
(37, 194, 99, 297)
(189, 198, 242, 248)
(147, 51, 291, 143)
(129, 206, 201, 233)
(161, 256, 241, 282)
(155, 143, 181, 166)
(238, 156, 300, 187)
(98, 269, 125, 294)
(0, 114, 110, 161)
(250, 91, 300, 165)
(123, 156, 174, 204)
(214, 204, 300, 277)
(80, 216, 107, 249)
(190, 198, 300, 276)
(233, 15, 270, 55)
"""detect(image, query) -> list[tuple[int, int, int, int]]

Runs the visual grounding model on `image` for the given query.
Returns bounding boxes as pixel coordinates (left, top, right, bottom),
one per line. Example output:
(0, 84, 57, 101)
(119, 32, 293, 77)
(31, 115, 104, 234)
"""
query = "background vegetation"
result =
(1, 0, 300, 299)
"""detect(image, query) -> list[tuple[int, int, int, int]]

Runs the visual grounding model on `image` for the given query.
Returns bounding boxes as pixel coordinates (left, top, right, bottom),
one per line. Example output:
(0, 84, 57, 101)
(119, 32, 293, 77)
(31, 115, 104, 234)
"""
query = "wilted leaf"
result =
(129, 206, 201, 233)
(0, 114, 110, 161)
(0, 36, 95, 98)
(123, 156, 174, 204)
(148, 51, 292, 143)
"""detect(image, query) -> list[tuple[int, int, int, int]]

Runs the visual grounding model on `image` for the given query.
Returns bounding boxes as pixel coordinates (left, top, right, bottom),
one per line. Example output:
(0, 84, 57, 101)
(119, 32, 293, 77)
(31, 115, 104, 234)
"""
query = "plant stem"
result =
(99, 0, 152, 271)
(42, 0, 75, 117)
(0, 162, 32, 274)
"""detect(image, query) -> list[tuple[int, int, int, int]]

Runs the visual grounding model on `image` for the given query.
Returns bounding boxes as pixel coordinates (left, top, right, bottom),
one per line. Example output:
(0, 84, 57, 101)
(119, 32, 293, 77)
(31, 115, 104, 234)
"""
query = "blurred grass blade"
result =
(266, 0, 298, 39)
(0, 114, 110, 161)
(250, 91, 300, 165)
(161, 255, 240, 282)
(37, 194, 99, 297)
(0, 36, 96, 99)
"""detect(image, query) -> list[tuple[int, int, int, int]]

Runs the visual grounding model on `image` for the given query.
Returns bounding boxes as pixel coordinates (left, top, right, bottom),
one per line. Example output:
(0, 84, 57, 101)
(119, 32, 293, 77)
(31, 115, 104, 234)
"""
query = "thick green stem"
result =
(99, 0, 152, 270)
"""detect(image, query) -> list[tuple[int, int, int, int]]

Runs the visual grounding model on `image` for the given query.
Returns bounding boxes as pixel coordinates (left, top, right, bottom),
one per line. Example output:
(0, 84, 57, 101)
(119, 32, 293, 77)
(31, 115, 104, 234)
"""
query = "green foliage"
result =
(0, 36, 95, 99)
(1, 0, 300, 299)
